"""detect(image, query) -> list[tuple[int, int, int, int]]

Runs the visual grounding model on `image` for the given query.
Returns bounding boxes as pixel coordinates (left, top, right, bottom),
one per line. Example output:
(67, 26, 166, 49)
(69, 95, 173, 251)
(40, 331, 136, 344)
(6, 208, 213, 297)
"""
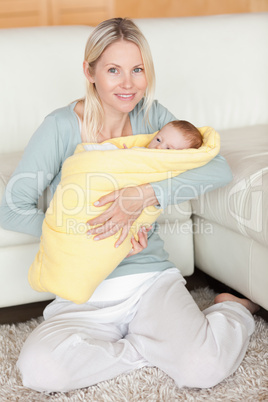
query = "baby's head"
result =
(147, 120, 202, 150)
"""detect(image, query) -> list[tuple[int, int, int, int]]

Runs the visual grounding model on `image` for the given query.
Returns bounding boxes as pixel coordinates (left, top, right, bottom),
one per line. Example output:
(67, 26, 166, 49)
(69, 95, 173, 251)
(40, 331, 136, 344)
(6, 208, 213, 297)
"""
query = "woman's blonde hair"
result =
(82, 18, 155, 142)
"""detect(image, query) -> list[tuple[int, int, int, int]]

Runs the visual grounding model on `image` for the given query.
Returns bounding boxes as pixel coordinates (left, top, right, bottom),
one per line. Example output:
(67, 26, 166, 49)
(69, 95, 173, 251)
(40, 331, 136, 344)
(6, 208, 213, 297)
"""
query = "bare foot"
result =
(214, 293, 260, 314)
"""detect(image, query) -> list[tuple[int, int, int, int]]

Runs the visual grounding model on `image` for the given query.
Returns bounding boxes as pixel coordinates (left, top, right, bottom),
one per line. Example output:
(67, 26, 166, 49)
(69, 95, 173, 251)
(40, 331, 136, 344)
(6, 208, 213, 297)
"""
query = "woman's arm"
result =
(87, 101, 232, 245)
(86, 154, 232, 246)
(0, 115, 64, 238)
(151, 154, 233, 210)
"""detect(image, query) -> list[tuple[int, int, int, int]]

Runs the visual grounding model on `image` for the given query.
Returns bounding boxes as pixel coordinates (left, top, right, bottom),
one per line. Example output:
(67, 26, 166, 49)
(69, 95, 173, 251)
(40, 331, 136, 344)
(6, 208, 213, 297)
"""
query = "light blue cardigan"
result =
(0, 99, 232, 278)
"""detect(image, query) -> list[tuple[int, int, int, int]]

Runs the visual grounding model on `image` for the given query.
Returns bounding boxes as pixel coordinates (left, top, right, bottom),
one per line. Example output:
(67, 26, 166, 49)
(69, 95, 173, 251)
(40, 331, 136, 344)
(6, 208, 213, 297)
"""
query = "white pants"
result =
(17, 269, 255, 393)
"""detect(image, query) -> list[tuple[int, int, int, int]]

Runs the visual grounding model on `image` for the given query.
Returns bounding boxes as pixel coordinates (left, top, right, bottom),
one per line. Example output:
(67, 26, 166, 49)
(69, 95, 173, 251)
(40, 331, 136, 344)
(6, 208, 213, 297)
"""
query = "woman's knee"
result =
(17, 338, 70, 393)
(172, 351, 231, 388)
(171, 335, 249, 389)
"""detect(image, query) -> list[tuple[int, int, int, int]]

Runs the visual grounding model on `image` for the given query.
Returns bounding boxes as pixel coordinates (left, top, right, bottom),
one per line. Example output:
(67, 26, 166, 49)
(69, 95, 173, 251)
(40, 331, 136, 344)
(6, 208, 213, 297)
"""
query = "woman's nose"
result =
(120, 73, 133, 88)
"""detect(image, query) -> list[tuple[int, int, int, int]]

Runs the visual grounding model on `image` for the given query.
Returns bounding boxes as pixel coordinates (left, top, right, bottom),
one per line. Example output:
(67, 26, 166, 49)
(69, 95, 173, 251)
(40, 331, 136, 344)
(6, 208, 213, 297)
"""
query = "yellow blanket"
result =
(29, 127, 220, 304)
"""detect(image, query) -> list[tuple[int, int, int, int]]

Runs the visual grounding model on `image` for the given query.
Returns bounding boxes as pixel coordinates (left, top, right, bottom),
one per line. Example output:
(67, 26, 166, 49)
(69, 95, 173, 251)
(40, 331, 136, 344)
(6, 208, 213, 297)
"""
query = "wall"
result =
(1, 0, 268, 29)
(0, 0, 114, 28)
(116, 0, 268, 18)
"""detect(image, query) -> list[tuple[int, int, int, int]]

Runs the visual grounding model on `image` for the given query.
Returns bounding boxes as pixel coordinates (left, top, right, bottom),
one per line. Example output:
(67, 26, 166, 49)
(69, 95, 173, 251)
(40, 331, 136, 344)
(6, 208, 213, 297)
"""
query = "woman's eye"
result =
(156, 138, 161, 142)
(108, 67, 118, 73)
(133, 67, 143, 73)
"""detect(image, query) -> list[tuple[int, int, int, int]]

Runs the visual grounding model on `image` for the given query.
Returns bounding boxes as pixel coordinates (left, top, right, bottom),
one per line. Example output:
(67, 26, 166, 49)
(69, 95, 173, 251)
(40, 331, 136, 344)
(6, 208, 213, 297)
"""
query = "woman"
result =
(0, 18, 258, 393)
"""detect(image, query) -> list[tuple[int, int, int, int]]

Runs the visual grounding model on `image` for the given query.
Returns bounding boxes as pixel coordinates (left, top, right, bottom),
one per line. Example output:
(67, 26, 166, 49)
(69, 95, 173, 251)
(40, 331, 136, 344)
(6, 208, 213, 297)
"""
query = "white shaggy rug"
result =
(0, 287, 267, 401)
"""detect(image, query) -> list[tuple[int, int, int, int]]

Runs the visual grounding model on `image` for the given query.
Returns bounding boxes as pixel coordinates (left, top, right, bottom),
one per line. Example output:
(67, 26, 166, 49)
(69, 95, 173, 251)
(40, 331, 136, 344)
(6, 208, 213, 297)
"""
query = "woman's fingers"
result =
(89, 222, 122, 241)
(93, 190, 120, 207)
(136, 226, 150, 251)
(87, 205, 126, 236)
(87, 218, 116, 235)
(86, 203, 115, 227)
(114, 223, 152, 248)
(86, 190, 121, 227)
(114, 225, 131, 248)
(86, 186, 153, 243)
(125, 227, 149, 257)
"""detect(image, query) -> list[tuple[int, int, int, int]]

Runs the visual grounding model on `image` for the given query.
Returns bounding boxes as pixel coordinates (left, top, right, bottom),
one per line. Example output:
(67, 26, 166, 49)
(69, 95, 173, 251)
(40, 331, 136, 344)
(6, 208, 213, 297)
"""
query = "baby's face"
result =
(147, 125, 190, 150)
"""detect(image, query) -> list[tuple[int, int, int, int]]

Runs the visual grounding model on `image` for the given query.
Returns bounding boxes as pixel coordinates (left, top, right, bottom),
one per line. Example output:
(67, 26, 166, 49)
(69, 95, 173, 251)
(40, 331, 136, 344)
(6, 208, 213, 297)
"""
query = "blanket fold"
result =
(29, 127, 220, 303)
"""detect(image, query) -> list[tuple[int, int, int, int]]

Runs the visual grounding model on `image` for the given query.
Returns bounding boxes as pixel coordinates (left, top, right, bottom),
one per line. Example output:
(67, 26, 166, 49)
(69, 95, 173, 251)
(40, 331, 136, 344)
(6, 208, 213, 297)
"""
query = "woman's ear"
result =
(83, 60, 95, 83)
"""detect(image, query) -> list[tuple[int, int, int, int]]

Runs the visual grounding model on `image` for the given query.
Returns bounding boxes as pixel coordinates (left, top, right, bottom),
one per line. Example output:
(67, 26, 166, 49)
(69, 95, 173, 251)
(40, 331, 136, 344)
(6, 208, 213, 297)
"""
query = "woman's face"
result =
(86, 40, 148, 116)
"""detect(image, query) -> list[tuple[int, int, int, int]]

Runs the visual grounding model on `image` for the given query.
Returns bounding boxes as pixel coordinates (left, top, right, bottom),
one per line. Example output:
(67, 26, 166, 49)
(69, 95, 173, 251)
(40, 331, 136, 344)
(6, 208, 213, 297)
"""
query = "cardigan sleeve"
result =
(0, 115, 64, 238)
(151, 155, 233, 210)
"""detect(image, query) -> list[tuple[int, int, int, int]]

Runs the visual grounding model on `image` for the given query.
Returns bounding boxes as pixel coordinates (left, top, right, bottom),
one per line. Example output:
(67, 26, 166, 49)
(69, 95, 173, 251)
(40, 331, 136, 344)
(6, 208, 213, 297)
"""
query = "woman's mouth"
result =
(115, 93, 135, 101)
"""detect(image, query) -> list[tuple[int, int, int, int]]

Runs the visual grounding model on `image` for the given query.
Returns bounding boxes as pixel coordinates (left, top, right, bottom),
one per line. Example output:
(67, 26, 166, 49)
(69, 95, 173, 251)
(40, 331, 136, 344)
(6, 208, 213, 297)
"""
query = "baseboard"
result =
(0, 299, 53, 325)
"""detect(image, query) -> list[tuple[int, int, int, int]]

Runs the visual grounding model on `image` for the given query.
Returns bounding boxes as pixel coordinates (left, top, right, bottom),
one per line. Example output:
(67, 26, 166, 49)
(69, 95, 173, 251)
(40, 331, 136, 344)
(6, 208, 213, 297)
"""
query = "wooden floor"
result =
(0, 268, 267, 325)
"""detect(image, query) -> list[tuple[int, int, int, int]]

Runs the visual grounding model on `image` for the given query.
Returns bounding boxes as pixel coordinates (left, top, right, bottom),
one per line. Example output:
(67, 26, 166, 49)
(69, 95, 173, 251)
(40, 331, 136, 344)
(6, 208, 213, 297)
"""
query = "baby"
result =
(84, 120, 202, 152)
(146, 120, 202, 150)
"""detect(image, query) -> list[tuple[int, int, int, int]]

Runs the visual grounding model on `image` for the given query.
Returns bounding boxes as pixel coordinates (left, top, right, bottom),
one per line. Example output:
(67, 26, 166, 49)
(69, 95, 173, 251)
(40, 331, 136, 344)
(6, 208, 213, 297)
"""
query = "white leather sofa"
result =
(0, 13, 267, 310)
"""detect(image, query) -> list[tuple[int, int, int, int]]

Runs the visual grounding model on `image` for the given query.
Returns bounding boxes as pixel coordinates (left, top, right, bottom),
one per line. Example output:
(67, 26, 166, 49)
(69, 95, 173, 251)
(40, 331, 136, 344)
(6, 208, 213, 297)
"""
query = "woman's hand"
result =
(86, 184, 158, 247)
(125, 226, 152, 257)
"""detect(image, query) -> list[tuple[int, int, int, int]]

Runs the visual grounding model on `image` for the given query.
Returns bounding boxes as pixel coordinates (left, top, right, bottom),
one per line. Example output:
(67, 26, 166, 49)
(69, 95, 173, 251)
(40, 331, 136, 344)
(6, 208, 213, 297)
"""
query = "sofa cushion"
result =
(191, 125, 268, 248)
(0, 225, 39, 247)
(157, 202, 192, 224)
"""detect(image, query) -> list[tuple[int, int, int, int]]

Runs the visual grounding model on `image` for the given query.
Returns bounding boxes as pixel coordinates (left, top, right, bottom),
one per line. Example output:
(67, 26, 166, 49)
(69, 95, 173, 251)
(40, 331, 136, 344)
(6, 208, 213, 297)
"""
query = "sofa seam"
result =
(248, 239, 253, 301)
